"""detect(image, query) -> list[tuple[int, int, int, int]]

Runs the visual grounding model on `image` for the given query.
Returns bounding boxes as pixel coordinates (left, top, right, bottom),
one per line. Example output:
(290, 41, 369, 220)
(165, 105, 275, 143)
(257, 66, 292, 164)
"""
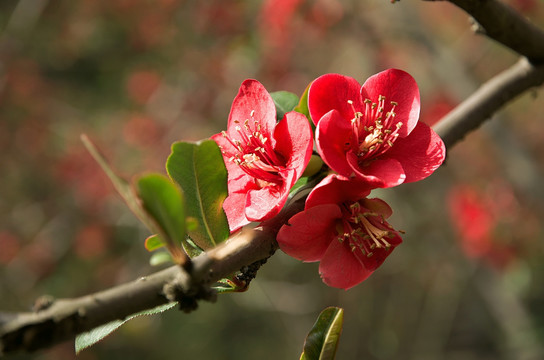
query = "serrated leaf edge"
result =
(75, 302, 177, 354)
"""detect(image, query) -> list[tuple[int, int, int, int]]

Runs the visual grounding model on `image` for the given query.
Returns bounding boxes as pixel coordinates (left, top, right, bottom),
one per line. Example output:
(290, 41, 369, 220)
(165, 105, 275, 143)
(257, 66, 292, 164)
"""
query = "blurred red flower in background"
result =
(259, 0, 304, 49)
(308, 69, 446, 188)
(74, 223, 110, 260)
(447, 184, 519, 269)
(56, 148, 112, 211)
(421, 92, 457, 127)
(277, 175, 402, 289)
(212, 79, 313, 232)
(448, 185, 494, 258)
(125, 69, 161, 105)
(0, 232, 20, 265)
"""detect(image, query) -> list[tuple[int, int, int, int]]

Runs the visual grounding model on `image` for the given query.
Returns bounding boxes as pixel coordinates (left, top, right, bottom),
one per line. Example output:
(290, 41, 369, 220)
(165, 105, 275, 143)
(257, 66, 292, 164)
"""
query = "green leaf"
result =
(294, 83, 311, 122)
(182, 236, 204, 258)
(290, 176, 309, 195)
(300, 307, 344, 360)
(186, 217, 198, 232)
(212, 277, 251, 293)
(302, 154, 324, 178)
(149, 251, 173, 266)
(213, 278, 239, 294)
(166, 140, 229, 251)
(271, 91, 299, 121)
(81, 135, 154, 230)
(144, 234, 165, 252)
(136, 174, 186, 254)
(82, 135, 187, 262)
(75, 302, 177, 354)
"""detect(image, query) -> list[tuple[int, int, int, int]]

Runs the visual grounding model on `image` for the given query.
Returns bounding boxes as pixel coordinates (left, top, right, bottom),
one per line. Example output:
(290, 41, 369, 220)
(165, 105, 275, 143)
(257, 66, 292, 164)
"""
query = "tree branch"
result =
(426, 0, 544, 147)
(433, 58, 544, 149)
(0, 191, 307, 357)
(441, 0, 544, 63)
(3, 1, 544, 356)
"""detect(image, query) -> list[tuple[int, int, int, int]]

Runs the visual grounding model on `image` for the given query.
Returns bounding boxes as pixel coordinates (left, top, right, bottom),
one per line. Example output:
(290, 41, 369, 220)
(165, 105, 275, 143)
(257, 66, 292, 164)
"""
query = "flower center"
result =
(347, 96, 402, 164)
(336, 201, 396, 258)
(219, 110, 283, 186)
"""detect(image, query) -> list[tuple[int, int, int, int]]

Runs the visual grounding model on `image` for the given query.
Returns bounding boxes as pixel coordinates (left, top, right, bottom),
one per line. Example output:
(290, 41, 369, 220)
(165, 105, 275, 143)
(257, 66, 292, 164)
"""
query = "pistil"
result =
(347, 96, 403, 162)
(219, 110, 284, 185)
(337, 201, 396, 258)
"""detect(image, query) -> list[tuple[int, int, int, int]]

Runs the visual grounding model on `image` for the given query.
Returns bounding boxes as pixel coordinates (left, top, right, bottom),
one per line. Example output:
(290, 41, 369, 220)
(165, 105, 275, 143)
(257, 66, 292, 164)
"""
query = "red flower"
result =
(212, 79, 313, 232)
(308, 69, 445, 188)
(448, 185, 494, 259)
(277, 175, 402, 289)
(447, 184, 519, 269)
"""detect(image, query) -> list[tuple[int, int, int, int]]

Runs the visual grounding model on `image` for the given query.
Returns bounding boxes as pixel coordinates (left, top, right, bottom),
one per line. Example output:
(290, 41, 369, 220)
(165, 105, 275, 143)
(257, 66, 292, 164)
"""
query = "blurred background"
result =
(1, 0, 543, 359)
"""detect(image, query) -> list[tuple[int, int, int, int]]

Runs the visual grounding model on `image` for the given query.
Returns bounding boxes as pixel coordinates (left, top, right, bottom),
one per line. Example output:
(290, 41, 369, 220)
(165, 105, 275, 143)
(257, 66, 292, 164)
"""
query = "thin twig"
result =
(433, 58, 544, 149)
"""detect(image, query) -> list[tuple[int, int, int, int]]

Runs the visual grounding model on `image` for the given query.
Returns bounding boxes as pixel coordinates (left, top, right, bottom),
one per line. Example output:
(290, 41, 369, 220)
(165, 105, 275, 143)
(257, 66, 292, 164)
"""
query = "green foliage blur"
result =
(1, 0, 544, 359)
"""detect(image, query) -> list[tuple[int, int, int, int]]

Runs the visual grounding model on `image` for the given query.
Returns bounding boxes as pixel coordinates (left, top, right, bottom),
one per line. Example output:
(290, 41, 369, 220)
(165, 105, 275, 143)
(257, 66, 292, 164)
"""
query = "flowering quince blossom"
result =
(308, 69, 446, 188)
(212, 79, 313, 232)
(277, 175, 402, 289)
(447, 184, 518, 269)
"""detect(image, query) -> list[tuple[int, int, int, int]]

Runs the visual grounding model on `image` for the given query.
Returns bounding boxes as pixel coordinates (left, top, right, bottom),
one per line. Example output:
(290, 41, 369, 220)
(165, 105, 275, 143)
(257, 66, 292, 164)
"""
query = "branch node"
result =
(233, 257, 270, 291)
(469, 17, 485, 35)
(32, 296, 55, 312)
(162, 263, 217, 314)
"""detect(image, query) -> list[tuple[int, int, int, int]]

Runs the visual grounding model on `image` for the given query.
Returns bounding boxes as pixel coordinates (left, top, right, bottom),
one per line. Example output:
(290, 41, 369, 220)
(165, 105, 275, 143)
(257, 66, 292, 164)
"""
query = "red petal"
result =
(362, 198, 393, 219)
(360, 69, 420, 137)
(346, 154, 406, 188)
(306, 174, 371, 209)
(244, 184, 285, 222)
(211, 132, 248, 190)
(274, 111, 313, 179)
(244, 168, 298, 222)
(319, 238, 372, 289)
(308, 74, 362, 125)
(277, 204, 341, 262)
(227, 79, 277, 144)
(315, 110, 353, 177)
(353, 232, 402, 271)
(385, 121, 446, 183)
(223, 191, 252, 232)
